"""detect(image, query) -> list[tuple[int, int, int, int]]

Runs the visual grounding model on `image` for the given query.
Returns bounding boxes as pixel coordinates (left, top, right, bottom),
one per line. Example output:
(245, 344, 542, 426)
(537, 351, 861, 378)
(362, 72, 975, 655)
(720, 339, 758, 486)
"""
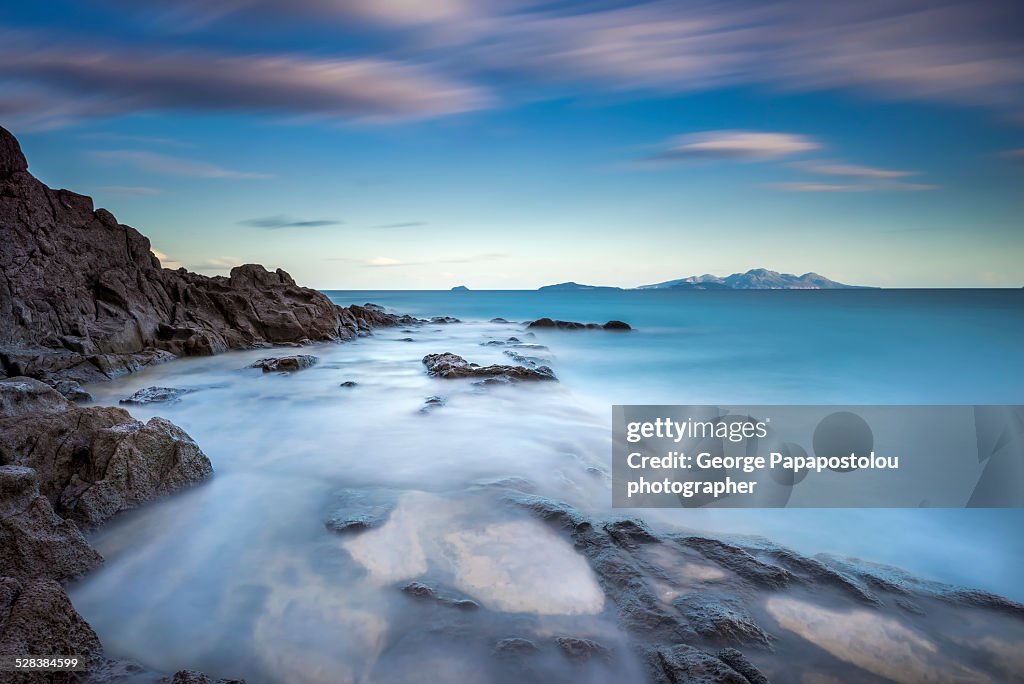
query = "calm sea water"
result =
(67, 288, 1023, 682)
(326, 288, 1024, 599)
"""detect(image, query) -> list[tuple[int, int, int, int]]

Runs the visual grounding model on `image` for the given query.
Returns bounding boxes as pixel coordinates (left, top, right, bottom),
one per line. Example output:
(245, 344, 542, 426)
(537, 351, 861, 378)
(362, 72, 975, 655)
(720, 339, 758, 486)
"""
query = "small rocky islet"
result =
(2, 125, 1022, 683)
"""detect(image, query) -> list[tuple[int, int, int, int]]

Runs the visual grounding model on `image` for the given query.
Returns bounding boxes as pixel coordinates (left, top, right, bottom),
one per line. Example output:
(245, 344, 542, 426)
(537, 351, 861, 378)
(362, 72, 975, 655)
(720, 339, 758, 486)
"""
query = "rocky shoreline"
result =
(3, 124, 1023, 683)
(0, 126, 418, 682)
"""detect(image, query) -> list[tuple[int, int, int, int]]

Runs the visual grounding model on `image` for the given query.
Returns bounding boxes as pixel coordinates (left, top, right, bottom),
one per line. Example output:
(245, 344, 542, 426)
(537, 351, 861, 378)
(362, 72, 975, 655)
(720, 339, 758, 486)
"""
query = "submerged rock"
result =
(673, 593, 773, 649)
(119, 386, 195, 405)
(527, 318, 632, 331)
(430, 316, 461, 324)
(339, 381, 358, 388)
(556, 637, 612, 663)
(651, 644, 750, 684)
(250, 355, 319, 373)
(422, 352, 555, 382)
(495, 637, 539, 656)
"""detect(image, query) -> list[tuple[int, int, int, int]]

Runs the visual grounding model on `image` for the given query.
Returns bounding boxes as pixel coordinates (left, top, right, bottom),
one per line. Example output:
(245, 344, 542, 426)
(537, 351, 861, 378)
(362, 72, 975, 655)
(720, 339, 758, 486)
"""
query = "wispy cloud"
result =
(194, 256, 245, 272)
(80, 132, 194, 147)
(241, 216, 343, 229)
(769, 180, 938, 192)
(796, 162, 917, 179)
(647, 131, 820, 163)
(1003, 148, 1024, 161)
(98, 185, 162, 196)
(0, 32, 491, 128)
(151, 248, 185, 269)
(332, 253, 507, 267)
(93, 150, 271, 179)
(767, 182, 866, 193)
(373, 221, 427, 229)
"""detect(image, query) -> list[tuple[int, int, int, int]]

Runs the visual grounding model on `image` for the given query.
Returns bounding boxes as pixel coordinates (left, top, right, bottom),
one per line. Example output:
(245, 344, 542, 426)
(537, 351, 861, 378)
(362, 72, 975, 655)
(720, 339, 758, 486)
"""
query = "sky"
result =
(1, 0, 1022, 289)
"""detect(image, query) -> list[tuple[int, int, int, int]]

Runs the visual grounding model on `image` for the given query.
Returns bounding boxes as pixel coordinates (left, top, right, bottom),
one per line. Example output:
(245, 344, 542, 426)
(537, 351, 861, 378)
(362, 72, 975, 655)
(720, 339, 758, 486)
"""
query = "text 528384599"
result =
(1, 656, 84, 671)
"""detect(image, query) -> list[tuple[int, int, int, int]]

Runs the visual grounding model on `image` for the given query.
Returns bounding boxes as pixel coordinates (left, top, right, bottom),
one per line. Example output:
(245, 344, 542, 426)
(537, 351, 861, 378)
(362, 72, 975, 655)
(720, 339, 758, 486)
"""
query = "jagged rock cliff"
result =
(0, 125, 407, 387)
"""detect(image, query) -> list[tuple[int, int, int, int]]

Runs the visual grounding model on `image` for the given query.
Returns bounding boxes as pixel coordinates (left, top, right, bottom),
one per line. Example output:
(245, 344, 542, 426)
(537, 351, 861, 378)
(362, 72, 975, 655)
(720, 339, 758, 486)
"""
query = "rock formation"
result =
(528, 318, 632, 330)
(422, 352, 556, 381)
(0, 125, 412, 389)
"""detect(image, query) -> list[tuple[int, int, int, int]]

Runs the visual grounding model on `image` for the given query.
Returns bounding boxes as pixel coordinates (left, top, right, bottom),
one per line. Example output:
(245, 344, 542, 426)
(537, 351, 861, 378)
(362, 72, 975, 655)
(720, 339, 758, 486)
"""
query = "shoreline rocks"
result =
(422, 352, 556, 381)
(527, 318, 632, 331)
(0, 126, 413, 389)
(251, 355, 319, 373)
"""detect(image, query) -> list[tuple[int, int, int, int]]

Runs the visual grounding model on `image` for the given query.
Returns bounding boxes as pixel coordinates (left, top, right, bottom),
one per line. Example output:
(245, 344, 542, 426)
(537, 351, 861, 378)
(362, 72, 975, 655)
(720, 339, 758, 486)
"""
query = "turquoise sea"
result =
(66, 288, 1023, 682)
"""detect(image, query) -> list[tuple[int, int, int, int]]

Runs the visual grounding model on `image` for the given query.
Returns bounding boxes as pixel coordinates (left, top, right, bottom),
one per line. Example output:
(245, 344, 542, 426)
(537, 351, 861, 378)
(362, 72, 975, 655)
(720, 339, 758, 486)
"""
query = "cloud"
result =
(98, 185, 162, 196)
(651, 131, 820, 162)
(337, 253, 507, 267)
(464, 1, 1024, 113)
(151, 248, 185, 269)
(373, 222, 427, 229)
(93, 150, 271, 179)
(194, 256, 245, 272)
(767, 182, 866, 192)
(769, 180, 938, 192)
(80, 132, 195, 147)
(241, 216, 343, 229)
(1003, 148, 1024, 161)
(0, 31, 491, 128)
(797, 162, 917, 178)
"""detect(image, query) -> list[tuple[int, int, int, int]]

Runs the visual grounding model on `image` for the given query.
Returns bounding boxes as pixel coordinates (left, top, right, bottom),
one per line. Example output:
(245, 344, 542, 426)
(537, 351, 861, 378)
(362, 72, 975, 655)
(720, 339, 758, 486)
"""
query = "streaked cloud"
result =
(98, 185, 162, 196)
(195, 256, 246, 273)
(0, 33, 491, 128)
(770, 180, 938, 192)
(93, 150, 272, 179)
(797, 162, 917, 179)
(151, 248, 185, 270)
(241, 216, 343, 229)
(342, 253, 507, 267)
(373, 222, 428, 229)
(768, 182, 866, 193)
(651, 131, 820, 162)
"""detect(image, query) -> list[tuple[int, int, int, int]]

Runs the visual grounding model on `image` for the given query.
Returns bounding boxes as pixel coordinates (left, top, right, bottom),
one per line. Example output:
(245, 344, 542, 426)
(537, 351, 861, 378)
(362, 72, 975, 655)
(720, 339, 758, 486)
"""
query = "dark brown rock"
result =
(0, 377, 213, 529)
(652, 644, 748, 684)
(527, 318, 632, 330)
(0, 577, 103, 684)
(0, 466, 103, 583)
(422, 352, 555, 381)
(250, 355, 318, 373)
(0, 126, 411, 386)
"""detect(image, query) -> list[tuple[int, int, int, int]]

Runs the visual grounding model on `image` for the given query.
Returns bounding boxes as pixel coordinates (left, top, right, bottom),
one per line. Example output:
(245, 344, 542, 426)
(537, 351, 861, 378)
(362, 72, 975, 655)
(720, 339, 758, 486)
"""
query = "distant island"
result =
(451, 285, 470, 292)
(539, 268, 872, 291)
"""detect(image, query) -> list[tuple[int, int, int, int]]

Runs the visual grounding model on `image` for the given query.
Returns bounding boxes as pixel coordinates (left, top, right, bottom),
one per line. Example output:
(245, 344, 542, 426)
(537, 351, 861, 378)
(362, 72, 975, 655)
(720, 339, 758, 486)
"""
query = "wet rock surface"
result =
(527, 318, 632, 331)
(250, 354, 319, 373)
(0, 377, 213, 529)
(119, 386, 195, 405)
(422, 352, 556, 381)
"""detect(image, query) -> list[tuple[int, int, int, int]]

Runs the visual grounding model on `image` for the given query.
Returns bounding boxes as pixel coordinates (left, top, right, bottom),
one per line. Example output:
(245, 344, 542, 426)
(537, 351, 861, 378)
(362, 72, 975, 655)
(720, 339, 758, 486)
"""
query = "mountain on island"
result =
(537, 269, 870, 291)
(538, 281, 623, 292)
(637, 269, 868, 290)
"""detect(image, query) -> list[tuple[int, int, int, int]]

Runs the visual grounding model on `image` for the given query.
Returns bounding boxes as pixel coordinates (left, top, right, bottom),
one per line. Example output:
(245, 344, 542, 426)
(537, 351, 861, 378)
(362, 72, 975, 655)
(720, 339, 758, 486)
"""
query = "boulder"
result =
(0, 578, 103, 683)
(527, 318, 632, 331)
(422, 353, 555, 381)
(0, 378, 213, 529)
(119, 386, 195, 405)
(0, 466, 103, 583)
(250, 355, 318, 373)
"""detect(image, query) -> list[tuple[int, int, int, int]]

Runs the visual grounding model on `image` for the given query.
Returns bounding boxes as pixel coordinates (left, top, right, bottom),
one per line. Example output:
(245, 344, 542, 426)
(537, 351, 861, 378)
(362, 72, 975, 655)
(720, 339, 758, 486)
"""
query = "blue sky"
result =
(2, 1, 1022, 288)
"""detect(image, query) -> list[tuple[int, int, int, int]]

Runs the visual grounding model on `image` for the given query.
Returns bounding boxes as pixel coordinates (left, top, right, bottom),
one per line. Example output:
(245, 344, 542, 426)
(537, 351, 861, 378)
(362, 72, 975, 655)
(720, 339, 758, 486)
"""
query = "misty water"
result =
(68, 289, 1024, 682)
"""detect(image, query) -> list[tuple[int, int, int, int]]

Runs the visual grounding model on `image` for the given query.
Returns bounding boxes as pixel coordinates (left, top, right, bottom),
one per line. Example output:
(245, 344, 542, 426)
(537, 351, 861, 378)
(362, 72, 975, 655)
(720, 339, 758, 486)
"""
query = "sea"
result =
(67, 288, 1024, 682)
